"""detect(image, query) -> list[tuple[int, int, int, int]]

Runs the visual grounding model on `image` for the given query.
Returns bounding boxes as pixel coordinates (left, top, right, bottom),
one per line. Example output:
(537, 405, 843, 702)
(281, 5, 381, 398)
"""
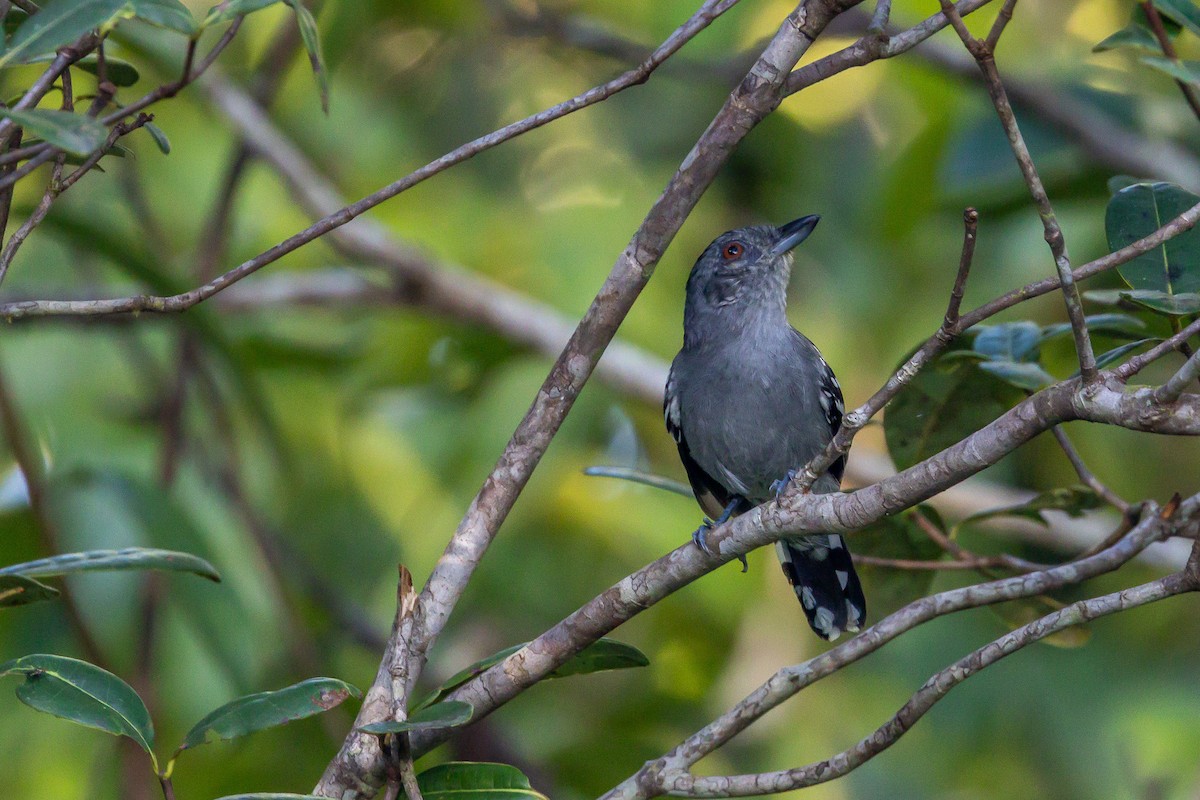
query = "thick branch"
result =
(409, 377, 1200, 757)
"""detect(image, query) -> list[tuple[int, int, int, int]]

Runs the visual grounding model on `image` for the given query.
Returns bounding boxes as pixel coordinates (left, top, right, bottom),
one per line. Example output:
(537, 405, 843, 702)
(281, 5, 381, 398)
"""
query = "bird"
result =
(663, 215, 866, 641)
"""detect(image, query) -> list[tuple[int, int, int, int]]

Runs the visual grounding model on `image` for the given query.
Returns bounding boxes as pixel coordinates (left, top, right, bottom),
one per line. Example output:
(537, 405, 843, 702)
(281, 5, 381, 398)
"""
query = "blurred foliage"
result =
(1, 0, 1200, 799)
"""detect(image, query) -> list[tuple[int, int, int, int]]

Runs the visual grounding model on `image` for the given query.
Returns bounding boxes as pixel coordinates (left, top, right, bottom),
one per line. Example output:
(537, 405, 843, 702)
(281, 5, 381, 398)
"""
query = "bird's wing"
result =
(665, 363, 734, 519)
(791, 330, 846, 484)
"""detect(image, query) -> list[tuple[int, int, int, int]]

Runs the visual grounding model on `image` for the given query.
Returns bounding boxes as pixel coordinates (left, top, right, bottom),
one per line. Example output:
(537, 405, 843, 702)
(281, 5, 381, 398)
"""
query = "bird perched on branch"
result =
(664, 215, 865, 640)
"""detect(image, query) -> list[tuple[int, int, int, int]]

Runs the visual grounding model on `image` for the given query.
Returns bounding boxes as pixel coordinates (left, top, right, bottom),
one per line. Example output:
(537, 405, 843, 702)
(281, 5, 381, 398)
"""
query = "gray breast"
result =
(674, 333, 835, 503)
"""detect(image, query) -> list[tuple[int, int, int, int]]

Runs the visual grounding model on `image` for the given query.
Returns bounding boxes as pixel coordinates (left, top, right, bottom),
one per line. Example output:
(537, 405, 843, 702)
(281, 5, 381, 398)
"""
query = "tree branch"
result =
(409, 377, 1200, 758)
(941, 0, 1097, 383)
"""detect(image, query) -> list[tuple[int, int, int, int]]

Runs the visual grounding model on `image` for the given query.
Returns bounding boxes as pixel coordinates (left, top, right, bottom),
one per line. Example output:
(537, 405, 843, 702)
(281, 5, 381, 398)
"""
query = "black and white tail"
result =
(776, 535, 865, 641)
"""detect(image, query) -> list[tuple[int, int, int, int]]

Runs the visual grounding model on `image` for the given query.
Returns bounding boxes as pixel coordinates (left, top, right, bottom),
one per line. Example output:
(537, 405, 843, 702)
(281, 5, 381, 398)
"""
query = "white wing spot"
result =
(800, 587, 816, 610)
(836, 570, 849, 589)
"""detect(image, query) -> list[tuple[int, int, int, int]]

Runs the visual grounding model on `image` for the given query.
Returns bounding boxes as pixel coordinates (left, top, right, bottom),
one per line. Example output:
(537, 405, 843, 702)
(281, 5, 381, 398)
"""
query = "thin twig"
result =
(1048, 426, 1129, 512)
(1154, 348, 1200, 404)
(664, 569, 1194, 796)
(602, 506, 1174, 799)
(944, 207, 978, 328)
(1116, 315, 1200, 380)
(940, 0, 1098, 384)
(790, 206, 982, 493)
(1141, 1, 1200, 122)
(101, 22, 237, 125)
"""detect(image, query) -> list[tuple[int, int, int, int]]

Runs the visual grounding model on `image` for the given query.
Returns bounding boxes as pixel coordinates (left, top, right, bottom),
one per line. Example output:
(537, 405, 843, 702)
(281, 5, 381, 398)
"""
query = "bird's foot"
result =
(691, 519, 749, 573)
(771, 469, 799, 500)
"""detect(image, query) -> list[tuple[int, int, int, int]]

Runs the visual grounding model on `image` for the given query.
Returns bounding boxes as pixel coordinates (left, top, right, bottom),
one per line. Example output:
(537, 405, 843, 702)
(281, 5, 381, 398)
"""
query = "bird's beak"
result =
(770, 214, 820, 256)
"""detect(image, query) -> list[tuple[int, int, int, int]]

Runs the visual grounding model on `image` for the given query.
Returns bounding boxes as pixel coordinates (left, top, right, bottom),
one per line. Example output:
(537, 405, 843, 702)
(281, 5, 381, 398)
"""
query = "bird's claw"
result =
(692, 519, 716, 555)
(771, 469, 799, 500)
(691, 520, 749, 572)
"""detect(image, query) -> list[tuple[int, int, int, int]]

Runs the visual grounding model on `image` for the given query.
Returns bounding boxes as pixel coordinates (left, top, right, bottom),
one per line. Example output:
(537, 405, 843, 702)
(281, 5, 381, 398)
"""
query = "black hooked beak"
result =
(770, 214, 820, 256)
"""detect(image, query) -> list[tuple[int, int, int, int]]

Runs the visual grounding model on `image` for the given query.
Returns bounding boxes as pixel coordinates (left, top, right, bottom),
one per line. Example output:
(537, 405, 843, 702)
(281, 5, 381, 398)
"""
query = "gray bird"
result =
(664, 215, 865, 640)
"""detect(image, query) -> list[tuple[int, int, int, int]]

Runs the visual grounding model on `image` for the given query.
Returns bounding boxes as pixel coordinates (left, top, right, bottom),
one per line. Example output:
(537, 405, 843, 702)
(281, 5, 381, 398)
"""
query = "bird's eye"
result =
(722, 242, 744, 260)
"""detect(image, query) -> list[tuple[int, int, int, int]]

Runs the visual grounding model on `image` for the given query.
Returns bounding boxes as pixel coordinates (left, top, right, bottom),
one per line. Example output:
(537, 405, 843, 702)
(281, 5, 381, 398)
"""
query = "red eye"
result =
(722, 242, 744, 260)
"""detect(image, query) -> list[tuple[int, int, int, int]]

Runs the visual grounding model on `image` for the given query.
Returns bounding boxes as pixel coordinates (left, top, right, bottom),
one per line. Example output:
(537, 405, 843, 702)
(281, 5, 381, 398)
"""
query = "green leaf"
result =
(1140, 55, 1200, 86)
(0, 654, 155, 762)
(0, 574, 60, 607)
(357, 700, 473, 735)
(1138, 3, 1183, 35)
(1084, 288, 1200, 316)
(1093, 23, 1161, 53)
(413, 638, 648, 712)
(884, 349, 1025, 472)
(1040, 314, 1146, 341)
(1154, 0, 1200, 37)
(992, 593, 1092, 649)
(582, 466, 692, 497)
(1108, 174, 1144, 195)
(0, 0, 130, 67)
(176, 677, 360, 756)
(145, 122, 170, 154)
(128, 0, 197, 35)
(1106, 182, 1200, 301)
(417, 762, 550, 800)
(23, 53, 141, 86)
(850, 506, 944, 618)
(957, 485, 1102, 530)
(1090, 337, 1161, 370)
(972, 321, 1042, 362)
(0, 547, 220, 581)
(977, 360, 1055, 391)
(283, 0, 328, 112)
(202, 0, 281, 28)
(0, 109, 108, 156)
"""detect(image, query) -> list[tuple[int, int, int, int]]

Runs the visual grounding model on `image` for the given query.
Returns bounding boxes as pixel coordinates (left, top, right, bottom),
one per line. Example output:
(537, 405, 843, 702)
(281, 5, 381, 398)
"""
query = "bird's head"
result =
(683, 215, 820, 339)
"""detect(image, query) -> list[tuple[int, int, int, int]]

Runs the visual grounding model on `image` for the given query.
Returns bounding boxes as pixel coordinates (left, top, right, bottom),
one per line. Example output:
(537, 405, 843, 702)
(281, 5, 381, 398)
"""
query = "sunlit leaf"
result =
(128, 0, 197, 34)
(1085, 288, 1200, 316)
(283, 0, 328, 112)
(357, 700, 473, 735)
(0, 109, 108, 156)
(0, 654, 155, 761)
(1093, 22, 1160, 53)
(1154, 0, 1200, 37)
(176, 677, 360, 755)
(417, 762, 550, 800)
(1140, 55, 1200, 86)
(202, 0, 281, 28)
(0, 574, 59, 608)
(0, 0, 129, 67)
(0, 547, 220, 581)
(412, 638, 649, 712)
